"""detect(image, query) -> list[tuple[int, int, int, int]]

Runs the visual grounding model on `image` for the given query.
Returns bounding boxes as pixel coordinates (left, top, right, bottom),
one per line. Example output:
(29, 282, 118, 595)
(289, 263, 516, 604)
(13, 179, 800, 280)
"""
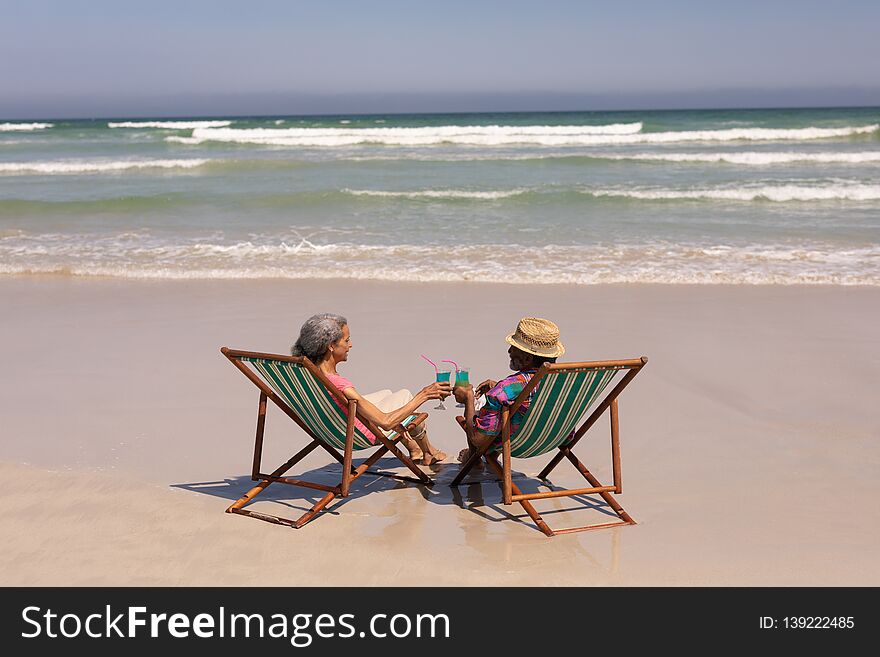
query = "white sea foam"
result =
(338, 183, 880, 202)
(165, 123, 876, 147)
(166, 122, 646, 147)
(602, 125, 880, 145)
(2, 235, 877, 285)
(165, 136, 201, 145)
(108, 120, 231, 129)
(343, 188, 528, 200)
(0, 122, 54, 131)
(582, 182, 880, 202)
(590, 183, 880, 202)
(601, 151, 880, 165)
(0, 159, 211, 175)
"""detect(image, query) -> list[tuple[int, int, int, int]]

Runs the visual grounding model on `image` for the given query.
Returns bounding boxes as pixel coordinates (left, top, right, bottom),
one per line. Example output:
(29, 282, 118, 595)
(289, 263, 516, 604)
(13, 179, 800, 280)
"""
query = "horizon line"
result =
(4, 103, 880, 123)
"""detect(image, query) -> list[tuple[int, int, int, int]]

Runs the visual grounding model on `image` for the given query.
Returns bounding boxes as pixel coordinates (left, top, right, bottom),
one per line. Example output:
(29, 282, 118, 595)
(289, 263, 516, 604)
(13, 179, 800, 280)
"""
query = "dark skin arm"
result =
(453, 382, 496, 455)
(453, 347, 537, 456)
(474, 379, 496, 396)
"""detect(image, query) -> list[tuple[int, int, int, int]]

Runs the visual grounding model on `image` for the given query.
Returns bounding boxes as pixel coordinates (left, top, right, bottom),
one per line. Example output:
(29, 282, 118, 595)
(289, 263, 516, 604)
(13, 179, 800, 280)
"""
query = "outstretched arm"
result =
(342, 382, 450, 432)
(453, 384, 477, 444)
(453, 384, 495, 452)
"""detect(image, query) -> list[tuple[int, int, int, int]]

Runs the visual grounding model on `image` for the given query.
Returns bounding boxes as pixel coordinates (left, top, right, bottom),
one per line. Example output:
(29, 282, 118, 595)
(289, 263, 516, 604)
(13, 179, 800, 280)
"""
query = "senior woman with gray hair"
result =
(292, 313, 449, 464)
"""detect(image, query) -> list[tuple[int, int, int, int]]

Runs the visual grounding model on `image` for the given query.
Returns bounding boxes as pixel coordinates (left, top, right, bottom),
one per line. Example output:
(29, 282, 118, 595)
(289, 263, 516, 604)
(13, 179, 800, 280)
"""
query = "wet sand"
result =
(1, 278, 878, 585)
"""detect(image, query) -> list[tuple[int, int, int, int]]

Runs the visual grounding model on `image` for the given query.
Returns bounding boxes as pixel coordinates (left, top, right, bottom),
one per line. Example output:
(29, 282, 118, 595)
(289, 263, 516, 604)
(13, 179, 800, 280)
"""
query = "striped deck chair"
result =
(451, 358, 648, 537)
(221, 347, 430, 529)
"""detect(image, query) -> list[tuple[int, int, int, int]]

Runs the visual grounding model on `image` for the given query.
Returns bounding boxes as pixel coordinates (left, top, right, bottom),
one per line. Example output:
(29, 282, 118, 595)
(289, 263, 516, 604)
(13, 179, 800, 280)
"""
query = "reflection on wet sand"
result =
(448, 469, 622, 575)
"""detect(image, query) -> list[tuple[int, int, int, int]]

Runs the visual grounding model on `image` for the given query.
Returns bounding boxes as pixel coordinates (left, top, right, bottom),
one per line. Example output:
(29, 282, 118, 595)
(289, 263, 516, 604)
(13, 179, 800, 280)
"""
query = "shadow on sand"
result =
(171, 455, 621, 534)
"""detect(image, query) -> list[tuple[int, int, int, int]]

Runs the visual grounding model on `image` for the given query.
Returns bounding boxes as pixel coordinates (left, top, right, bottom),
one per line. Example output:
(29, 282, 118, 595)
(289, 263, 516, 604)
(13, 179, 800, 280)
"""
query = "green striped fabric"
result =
(243, 357, 414, 452)
(509, 367, 623, 458)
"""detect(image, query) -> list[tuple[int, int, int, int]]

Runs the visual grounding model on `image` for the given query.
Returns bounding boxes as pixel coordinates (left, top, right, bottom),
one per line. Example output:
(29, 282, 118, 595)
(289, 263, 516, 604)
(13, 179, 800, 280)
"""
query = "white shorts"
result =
(361, 388, 425, 437)
(362, 388, 413, 412)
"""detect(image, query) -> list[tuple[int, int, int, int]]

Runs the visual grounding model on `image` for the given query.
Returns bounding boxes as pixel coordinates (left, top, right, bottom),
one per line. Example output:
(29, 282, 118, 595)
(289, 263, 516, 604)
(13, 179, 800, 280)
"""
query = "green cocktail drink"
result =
(435, 368, 451, 409)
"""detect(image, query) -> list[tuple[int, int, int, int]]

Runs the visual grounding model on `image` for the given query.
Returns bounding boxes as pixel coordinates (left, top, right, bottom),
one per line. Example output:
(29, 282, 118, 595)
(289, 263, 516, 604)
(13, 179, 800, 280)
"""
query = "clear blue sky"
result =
(2, 0, 879, 118)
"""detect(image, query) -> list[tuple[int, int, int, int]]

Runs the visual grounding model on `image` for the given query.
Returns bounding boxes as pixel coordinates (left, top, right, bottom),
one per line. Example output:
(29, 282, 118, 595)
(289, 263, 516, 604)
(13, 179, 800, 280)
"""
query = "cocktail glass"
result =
(435, 367, 452, 410)
(454, 367, 469, 407)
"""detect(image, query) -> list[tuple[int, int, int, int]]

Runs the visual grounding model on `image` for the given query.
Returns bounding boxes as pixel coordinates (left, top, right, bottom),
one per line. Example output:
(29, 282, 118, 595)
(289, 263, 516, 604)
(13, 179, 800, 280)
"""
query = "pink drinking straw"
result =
(441, 359, 459, 372)
(420, 354, 439, 374)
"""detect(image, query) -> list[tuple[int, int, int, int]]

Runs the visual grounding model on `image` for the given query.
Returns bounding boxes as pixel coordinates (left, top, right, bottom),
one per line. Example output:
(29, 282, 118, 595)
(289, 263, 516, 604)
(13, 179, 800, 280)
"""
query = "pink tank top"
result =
(325, 373, 377, 444)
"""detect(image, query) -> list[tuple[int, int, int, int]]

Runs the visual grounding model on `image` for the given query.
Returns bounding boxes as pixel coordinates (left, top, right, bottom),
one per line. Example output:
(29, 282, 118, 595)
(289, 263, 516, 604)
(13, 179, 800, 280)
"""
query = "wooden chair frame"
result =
(221, 347, 431, 529)
(451, 357, 648, 537)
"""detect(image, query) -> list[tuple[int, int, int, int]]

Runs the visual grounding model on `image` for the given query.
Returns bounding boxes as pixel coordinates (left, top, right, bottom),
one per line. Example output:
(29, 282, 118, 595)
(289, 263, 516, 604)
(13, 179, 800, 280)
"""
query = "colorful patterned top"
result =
(474, 369, 539, 445)
(325, 373, 378, 444)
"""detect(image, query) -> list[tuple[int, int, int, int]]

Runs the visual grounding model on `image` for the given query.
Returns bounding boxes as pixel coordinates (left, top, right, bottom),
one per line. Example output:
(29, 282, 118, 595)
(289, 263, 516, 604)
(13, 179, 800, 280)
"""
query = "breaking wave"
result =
(108, 120, 232, 129)
(590, 183, 880, 202)
(1, 234, 877, 285)
(0, 122, 54, 131)
(0, 159, 211, 175)
(165, 123, 878, 147)
(338, 182, 880, 203)
(343, 188, 528, 200)
(600, 151, 880, 165)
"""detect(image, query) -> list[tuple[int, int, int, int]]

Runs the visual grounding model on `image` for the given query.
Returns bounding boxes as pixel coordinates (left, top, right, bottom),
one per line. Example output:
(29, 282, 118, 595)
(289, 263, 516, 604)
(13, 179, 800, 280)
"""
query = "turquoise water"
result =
(1, 107, 879, 283)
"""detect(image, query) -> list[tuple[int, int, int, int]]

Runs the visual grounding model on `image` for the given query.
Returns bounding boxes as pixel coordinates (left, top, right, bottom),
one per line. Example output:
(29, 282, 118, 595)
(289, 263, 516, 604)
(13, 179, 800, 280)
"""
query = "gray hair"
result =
(291, 313, 348, 363)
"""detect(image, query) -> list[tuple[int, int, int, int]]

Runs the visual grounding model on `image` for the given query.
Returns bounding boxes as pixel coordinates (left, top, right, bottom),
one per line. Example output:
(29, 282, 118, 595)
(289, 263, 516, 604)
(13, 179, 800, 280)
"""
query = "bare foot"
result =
(421, 447, 447, 466)
(401, 435, 423, 462)
(414, 434, 445, 466)
(457, 448, 484, 470)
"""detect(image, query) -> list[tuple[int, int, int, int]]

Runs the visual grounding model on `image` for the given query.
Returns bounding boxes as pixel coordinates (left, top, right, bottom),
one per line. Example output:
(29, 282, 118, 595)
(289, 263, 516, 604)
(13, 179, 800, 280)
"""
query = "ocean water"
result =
(1, 107, 878, 284)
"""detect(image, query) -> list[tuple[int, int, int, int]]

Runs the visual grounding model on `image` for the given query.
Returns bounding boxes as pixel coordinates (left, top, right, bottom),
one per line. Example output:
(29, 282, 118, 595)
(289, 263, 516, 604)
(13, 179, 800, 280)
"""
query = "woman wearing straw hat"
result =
(453, 317, 565, 464)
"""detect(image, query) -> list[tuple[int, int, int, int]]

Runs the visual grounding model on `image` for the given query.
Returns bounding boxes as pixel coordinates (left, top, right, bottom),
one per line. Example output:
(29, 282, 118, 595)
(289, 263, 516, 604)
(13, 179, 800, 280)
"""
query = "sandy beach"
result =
(1, 278, 878, 585)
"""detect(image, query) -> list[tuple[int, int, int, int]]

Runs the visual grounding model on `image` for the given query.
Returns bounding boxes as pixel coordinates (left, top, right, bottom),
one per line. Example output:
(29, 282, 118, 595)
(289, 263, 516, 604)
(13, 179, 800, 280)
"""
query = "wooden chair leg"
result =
(293, 444, 393, 528)
(449, 413, 498, 487)
(450, 441, 492, 486)
(610, 398, 621, 493)
(227, 439, 323, 518)
(251, 392, 267, 480)
(483, 455, 554, 537)
(376, 433, 431, 484)
(227, 478, 273, 514)
(563, 449, 635, 525)
(501, 408, 513, 505)
(341, 400, 356, 497)
(489, 445, 634, 536)
(294, 490, 338, 528)
(294, 437, 426, 528)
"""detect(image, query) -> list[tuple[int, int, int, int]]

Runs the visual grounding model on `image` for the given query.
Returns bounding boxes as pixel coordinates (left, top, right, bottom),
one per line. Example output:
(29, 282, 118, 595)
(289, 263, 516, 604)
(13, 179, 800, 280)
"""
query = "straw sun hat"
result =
(505, 317, 565, 358)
